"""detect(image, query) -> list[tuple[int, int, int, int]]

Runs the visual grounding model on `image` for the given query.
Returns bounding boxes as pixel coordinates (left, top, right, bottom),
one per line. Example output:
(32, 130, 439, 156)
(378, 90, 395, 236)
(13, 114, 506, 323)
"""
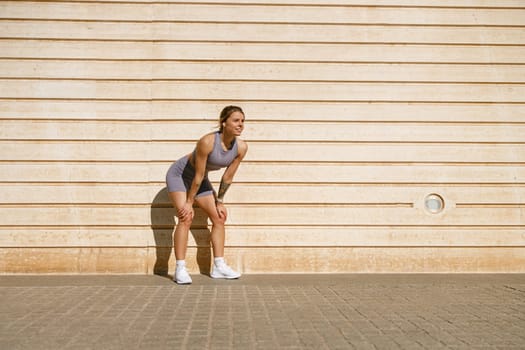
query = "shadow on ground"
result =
(151, 187, 212, 276)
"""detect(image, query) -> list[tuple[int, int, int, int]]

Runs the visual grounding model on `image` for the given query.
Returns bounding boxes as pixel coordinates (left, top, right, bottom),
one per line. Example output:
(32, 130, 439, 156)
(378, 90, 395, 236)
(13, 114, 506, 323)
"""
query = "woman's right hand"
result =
(177, 201, 194, 221)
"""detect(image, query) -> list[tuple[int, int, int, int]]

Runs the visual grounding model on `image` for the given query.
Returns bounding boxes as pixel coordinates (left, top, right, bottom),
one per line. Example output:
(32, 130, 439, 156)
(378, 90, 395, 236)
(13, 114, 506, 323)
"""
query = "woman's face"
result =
(223, 111, 245, 136)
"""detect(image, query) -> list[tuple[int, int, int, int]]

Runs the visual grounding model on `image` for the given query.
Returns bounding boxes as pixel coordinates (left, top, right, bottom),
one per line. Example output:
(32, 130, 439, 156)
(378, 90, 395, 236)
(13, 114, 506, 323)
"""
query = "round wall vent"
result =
(424, 194, 445, 214)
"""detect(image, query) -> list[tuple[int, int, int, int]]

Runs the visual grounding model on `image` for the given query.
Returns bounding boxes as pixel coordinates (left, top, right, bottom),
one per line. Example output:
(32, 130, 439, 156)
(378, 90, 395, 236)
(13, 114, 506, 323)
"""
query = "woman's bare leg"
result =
(195, 194, 225, 258)
(168, 191, 192, 260)
(195, 194, 240, 279)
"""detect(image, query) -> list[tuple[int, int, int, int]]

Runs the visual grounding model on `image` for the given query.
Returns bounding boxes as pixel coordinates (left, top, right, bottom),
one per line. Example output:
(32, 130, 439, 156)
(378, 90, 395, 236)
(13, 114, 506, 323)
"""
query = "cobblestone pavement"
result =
(1, 274, 524, 349)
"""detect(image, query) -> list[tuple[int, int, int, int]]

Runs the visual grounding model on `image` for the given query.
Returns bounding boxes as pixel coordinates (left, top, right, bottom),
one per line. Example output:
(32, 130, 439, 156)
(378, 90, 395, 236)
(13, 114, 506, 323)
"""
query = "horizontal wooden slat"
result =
(2, 246, 525, 273)
(1, 206, 523, 226)
(0, 80, 151, 100)
(3, 2, 525, 25)
(0, 207, 150, 226)
(153, 82, 525, 102)
(0, 184, 158, 205)
(2, 141, 525, 163)
(1, 162, 523, 184)
(156, 0, 525, 7)
(0, 59, 143, 81)
(161, 6, 525, 26)
(0, 40, 156, 60)
(157, 62, 525, 83)
(0, 228, 152, 247)
(1, 227, 524, 247)
(240, 122, 525, 143)
(227, 163, 525, 184)
(0, 100, 155, 119)
(3, 120, 525, 143)
(0, 21, 153, 41)
(219, 184, 525, 205)
(1, 80, 524, 102)
(0, 247, 149, 274)
(2, 21, 525, 44)
(0, 120, 151, 140)
(1, 101, 524, 123)
(0, 60, 149, 80)
(236, 247, 525, 273)
(0, 163, 152, 183)
(3, 41, 525, 64)
(0, 2, 153, 22)
(222, 206, 523, 226)
(243, 143, 525, 163)
(159, 42, 525, 63)
(1, 184, 523, 205)
(9, 0, 521, 7)
(0, 141, 153, 161)
(2, 60, 525, 83)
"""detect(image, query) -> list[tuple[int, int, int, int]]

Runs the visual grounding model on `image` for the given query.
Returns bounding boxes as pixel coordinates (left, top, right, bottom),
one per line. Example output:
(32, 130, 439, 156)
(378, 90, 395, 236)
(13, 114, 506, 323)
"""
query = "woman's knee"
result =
(176, 215, 193, 228)
(209, 215, 226, 226)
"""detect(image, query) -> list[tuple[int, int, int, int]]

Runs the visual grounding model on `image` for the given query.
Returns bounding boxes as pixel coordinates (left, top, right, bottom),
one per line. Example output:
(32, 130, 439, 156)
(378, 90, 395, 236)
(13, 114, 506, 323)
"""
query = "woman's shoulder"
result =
(236, 137, 247, 147)
(200, 131, 220, 143)
(196, 132, 217, 151)
(236, 138, 248, 155)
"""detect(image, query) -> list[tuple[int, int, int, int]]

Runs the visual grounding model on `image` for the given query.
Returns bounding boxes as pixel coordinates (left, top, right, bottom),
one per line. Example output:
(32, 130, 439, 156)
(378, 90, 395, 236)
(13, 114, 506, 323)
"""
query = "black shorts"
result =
(165, 155, 214, 198)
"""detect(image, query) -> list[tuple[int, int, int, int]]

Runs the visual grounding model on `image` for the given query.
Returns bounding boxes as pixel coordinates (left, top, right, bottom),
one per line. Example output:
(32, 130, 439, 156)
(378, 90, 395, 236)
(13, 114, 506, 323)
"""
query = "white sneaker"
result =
(174, 265, 192, 285)
(211, 263, 241, 279)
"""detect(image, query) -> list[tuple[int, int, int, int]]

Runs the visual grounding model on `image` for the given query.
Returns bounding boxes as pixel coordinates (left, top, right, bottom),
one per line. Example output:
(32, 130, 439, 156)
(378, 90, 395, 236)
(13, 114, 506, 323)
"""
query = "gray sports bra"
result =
(193, 132, 238, 171)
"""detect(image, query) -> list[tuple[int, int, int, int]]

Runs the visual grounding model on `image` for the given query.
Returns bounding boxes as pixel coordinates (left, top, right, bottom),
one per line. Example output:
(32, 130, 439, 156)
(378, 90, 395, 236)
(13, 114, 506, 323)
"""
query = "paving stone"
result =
(1, 274, 525, 349)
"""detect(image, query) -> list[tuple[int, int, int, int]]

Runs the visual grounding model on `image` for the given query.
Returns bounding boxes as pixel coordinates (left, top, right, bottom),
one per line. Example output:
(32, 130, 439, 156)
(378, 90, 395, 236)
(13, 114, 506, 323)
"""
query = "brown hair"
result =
(219, 105, 244, 132)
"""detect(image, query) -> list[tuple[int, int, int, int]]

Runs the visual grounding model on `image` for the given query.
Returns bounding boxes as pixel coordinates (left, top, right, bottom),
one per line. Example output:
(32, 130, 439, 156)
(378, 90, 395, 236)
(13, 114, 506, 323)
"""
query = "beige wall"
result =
(1, 0, 524, 274)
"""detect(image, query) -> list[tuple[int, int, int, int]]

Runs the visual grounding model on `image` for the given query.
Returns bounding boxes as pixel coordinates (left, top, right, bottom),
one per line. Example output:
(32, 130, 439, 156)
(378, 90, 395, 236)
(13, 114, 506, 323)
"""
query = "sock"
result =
(176, 260, 186, 268)
(214, 257, 225, 266)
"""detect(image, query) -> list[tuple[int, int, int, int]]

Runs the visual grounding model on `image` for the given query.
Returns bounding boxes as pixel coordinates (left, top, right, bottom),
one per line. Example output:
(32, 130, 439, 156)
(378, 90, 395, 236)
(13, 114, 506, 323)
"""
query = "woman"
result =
(165, 106, 248, 284)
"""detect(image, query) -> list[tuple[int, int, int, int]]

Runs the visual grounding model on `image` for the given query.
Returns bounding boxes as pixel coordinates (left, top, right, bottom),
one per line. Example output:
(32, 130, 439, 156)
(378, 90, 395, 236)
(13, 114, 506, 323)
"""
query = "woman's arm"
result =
(216, 140, 248, 203)
(187, 134, 214, 205)
(177, 134, 213, 220)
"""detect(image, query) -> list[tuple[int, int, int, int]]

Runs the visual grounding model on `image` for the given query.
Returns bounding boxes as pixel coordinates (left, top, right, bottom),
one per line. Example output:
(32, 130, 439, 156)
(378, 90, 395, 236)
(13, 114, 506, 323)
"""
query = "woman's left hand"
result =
(216, 202, 227, 220)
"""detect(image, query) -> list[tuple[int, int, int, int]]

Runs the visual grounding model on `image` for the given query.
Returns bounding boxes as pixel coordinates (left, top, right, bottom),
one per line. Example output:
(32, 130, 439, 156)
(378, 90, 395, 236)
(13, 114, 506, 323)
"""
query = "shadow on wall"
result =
(151, 187, 212, 276)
